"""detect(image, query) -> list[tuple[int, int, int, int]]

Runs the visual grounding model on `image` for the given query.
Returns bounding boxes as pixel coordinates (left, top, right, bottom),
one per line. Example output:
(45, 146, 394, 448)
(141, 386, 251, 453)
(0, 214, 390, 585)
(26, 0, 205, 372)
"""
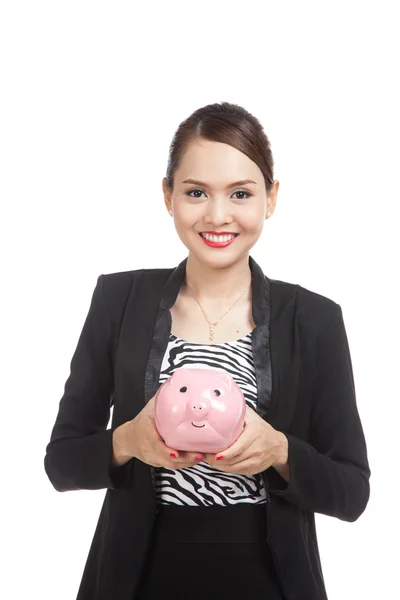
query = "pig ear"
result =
(213, 370, 233, 389)
(170, 369, 189, 384)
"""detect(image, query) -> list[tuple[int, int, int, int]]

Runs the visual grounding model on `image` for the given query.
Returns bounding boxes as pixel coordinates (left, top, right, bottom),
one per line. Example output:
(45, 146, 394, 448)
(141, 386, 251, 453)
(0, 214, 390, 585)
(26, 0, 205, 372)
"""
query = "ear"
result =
(266, 180, 279, 218)
(213, 370, 233, 390)
(170, 369, 190, 384)
(162, 177, 172, 213)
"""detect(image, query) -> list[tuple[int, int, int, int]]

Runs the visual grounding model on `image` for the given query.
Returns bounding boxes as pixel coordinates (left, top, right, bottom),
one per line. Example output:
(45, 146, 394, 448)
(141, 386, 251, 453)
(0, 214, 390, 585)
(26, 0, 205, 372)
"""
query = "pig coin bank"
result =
(154, 368, 246, 453)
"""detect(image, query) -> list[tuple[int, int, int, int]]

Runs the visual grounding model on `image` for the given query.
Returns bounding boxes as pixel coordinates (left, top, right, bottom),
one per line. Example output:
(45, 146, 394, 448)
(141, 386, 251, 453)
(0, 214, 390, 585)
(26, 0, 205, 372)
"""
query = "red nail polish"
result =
(195, 456, 203, 461)
(216, 456, 223, 460)
(170, 453, 177, 458)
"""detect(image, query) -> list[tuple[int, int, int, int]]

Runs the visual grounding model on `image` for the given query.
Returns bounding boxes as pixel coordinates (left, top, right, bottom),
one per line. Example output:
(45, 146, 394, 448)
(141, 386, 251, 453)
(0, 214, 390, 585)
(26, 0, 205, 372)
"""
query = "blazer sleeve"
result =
(44, 274, 134, 492)
(267, 304, 371, 522)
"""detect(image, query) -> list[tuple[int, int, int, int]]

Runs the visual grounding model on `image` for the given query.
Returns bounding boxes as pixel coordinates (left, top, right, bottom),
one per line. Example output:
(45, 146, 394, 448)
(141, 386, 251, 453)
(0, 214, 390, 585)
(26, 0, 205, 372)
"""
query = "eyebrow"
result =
(182, 178, 257, 188)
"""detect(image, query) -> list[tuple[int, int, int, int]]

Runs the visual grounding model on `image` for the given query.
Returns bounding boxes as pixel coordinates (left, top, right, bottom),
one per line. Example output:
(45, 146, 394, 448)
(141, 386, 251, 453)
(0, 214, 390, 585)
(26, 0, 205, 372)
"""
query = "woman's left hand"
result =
(202, 404, 289, 476)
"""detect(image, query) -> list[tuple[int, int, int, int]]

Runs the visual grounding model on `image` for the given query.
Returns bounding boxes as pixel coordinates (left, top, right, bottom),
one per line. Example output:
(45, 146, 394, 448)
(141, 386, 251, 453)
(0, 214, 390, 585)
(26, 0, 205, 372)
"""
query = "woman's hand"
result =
(202, 404, 289, 477)
(112, 394, 204, 470)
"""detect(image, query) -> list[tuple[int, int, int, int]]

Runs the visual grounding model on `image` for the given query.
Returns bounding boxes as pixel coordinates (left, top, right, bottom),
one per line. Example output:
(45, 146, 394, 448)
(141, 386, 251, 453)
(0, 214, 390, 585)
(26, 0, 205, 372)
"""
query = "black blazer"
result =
(44, 256, 371, 600)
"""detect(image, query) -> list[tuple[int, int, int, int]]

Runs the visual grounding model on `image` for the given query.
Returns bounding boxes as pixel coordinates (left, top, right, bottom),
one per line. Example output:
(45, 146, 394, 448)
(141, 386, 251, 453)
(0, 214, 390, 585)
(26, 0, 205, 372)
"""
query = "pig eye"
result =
(213, 389, 221, 396)
(180, 386, 188, 393)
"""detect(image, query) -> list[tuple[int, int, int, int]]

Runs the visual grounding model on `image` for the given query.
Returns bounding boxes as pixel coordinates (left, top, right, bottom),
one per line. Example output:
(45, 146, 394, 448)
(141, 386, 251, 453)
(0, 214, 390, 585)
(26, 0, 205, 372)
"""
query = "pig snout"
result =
(187, 398, 210, 420)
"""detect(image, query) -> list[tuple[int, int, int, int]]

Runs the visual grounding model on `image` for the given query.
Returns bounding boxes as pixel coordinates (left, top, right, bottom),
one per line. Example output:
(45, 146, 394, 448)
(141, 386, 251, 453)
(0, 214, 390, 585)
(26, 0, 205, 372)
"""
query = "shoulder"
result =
(100, 265, 174, 305)
(269, 276, 342, 334)
(100, 267, 144, 301)
(95, 266, 172, 333)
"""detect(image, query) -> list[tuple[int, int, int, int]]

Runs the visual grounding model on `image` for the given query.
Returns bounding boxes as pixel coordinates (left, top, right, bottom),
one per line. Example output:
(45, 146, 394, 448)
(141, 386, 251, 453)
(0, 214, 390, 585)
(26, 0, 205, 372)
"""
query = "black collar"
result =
(159, 254, 271, 329)
(144, 254, 272, 420)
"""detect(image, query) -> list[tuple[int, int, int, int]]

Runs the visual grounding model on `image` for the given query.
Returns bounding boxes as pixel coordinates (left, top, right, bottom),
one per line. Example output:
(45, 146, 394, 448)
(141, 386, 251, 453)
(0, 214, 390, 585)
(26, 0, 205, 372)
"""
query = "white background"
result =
(1, 1, 399, 598)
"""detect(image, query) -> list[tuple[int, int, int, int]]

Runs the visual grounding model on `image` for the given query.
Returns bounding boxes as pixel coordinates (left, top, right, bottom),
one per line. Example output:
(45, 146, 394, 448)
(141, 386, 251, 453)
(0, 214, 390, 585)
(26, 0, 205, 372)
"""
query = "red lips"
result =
(199, 233, 239, 248)
(201, 231, 239, 235)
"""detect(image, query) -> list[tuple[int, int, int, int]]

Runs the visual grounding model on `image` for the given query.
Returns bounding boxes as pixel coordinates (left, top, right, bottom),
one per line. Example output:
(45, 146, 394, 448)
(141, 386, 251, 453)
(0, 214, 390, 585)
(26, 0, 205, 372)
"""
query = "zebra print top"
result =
(155, 331, 267, 506)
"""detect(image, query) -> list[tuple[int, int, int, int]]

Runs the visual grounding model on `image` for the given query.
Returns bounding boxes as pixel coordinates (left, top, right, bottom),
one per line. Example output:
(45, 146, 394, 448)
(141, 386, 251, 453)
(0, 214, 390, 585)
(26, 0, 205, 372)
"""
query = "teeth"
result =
(201, 233, 236, 242)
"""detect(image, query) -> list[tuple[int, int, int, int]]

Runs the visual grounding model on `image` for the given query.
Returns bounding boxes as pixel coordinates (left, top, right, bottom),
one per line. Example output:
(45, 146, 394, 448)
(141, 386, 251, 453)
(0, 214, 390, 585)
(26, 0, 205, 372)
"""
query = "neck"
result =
(184, 252, 252, 302)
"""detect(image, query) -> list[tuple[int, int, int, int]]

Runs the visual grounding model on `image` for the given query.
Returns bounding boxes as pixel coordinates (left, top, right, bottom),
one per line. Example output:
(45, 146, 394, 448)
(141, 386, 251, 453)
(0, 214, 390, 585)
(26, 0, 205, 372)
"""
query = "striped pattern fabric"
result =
(155, 332, 267, 506)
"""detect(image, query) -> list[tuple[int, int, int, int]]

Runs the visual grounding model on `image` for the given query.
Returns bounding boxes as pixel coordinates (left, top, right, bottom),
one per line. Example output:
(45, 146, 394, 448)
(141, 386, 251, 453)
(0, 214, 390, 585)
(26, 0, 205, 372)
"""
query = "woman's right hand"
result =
(112, 393, 203, 470)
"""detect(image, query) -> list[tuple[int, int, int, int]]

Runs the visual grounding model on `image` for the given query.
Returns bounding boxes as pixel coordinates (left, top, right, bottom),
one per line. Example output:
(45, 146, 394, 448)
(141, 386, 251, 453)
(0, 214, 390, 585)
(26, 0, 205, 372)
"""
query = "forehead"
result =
(176, 139, 263, 184)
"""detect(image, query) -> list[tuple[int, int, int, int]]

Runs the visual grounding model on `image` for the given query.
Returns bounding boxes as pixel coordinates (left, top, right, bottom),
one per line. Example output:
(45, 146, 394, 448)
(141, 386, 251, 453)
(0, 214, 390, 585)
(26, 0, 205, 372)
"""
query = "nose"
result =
(204, 198, 234, 226)
(187, 400, 210, 419)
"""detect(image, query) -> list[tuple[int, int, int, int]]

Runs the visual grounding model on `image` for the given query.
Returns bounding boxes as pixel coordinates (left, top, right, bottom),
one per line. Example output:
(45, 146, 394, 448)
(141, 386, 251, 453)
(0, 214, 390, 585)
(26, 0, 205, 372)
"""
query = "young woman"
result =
(44, 101, 371, 600)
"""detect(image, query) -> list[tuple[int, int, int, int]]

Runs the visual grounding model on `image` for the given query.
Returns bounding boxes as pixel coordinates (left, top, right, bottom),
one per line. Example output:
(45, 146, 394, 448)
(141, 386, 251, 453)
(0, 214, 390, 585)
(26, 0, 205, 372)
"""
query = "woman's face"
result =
(162, 139, 279, 268)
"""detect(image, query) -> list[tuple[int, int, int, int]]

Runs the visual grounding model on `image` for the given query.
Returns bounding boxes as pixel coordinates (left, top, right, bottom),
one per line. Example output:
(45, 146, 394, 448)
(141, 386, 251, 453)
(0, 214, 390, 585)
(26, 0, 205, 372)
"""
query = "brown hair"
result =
(165, 101, 275, 194)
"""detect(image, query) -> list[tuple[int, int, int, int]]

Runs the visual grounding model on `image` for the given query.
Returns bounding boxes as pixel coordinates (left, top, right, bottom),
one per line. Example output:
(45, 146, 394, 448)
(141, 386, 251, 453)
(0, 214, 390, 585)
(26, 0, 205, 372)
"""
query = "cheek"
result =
(173, 205, 200, 229)
(241, 214, 266, 234)
(237, 203, 266, 229)
(158, 396, 187, 422)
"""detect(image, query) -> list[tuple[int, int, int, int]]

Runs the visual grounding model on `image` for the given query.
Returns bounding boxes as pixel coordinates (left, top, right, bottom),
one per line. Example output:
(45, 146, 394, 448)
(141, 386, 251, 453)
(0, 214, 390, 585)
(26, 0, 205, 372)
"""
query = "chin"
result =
(190, 250, 248, 269)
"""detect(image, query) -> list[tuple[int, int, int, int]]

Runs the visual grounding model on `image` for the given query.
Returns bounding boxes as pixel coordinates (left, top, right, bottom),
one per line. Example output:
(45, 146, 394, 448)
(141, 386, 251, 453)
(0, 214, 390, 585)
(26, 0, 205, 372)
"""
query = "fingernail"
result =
(216, 456, 223, 460)
(170, 453, 177, 458)
(195, 456, 203, 461)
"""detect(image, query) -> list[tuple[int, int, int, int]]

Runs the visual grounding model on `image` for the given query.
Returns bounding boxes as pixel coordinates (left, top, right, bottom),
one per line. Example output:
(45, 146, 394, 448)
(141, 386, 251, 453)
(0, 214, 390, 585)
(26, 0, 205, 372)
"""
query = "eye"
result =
(213, 389, 221, 396)
(232, 190, 252, 201)
(180, 386, 187, 393)
(186, 189, 206, 199)
(185, 189, 253, 201)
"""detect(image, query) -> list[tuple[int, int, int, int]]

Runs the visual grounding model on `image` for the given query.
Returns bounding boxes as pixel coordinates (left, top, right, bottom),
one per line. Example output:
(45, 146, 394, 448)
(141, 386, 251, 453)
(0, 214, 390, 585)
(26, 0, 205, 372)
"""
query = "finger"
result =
(171, 460, 197, 469)
(152, 454, 196, 469)
(169, 451, 205, 465)
(207, 441, 259, 468)
(156, 439, 181, 461)
(166, 461, 198, 470)
(210, 434, 252, 463)
(182, 451, 205, 462)
(164, 452, 199, 469)
(209, 457, 269, 476)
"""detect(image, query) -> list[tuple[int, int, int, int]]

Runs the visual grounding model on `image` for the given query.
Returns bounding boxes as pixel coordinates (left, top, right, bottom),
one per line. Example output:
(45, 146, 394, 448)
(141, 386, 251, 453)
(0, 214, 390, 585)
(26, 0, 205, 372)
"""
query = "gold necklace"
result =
(185, 280, 251, 341)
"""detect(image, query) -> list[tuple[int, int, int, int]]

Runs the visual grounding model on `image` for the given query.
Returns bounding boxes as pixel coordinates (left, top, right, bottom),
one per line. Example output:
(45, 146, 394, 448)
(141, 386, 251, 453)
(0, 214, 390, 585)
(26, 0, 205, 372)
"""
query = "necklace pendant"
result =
(209, 324, 214, 341)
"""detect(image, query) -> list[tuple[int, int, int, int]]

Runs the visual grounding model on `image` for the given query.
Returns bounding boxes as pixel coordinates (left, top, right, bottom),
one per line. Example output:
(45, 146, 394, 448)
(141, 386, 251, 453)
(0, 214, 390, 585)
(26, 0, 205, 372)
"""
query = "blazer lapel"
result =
(140, 255, 274, 421)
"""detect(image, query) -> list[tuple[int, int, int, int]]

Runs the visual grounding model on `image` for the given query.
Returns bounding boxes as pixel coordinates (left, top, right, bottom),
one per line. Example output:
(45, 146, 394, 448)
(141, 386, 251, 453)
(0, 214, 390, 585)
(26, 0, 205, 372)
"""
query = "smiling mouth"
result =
(191, 422, 206, 428)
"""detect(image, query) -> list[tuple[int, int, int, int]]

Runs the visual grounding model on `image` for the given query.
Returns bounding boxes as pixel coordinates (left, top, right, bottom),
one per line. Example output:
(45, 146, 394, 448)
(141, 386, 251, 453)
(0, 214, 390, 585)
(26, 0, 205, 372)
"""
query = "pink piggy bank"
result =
(154, 368, 246, 453)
